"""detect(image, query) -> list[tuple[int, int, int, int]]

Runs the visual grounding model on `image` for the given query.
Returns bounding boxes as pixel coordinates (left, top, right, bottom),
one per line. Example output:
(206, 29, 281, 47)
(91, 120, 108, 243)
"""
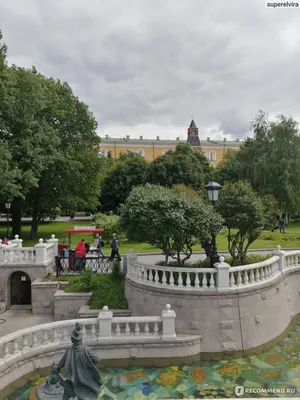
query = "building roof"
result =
(189, 119, 197, 128)
(99, 137, 242, 148)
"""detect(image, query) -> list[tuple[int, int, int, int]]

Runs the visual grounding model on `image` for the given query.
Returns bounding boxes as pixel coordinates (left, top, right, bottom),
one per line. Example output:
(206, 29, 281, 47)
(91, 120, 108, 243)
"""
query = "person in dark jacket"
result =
(109, 233, 121, 261)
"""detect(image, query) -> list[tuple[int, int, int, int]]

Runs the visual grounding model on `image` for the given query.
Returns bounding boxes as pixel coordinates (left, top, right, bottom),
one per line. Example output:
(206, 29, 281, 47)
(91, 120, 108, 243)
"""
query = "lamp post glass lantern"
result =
(5, 201, 11, 238)
(205, 182, 222, 267)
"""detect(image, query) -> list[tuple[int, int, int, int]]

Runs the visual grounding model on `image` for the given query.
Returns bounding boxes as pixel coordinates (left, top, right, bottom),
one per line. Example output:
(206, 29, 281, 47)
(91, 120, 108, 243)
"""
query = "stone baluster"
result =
(154, 322, 159, 335)
(202, 273, 208, 289)
(194, 272, 200, 288)
(162, 304, 176, 340)
(272, 245, 285, 271)
(13, 340, 19, 355)
(169, 271, 174, 286)
(115, 323, 121, 335)
(134, 323, 140, 336)
(237, 271, 242, 286)
(255, 268, 260, 282)
(47, 234, 59, 256)
(32, 332, 38, 347)
(35, 239, 48, 264)
(12, 235, 23, 248)
(91, 324, 97, 340)
(249, 269, 255, 283)
(178, 272, 183, 287)
(82, 325, 87, 340)
(98, 306, 113, 339)
(125, 323, 130, 335)
(186, 272, 191, 287)
(144, 322, 150, 335)
(162, 270, 167, 285)
(229, 272, 235, 287)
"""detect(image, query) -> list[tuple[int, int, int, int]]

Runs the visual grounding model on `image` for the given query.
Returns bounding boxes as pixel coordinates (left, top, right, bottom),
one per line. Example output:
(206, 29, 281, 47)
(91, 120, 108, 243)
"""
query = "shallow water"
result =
(6, 320, 300, 399)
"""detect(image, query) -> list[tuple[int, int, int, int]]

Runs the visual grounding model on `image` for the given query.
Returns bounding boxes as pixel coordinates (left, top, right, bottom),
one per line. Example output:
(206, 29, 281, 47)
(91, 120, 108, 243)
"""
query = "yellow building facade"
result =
(98, 120, 240, 165)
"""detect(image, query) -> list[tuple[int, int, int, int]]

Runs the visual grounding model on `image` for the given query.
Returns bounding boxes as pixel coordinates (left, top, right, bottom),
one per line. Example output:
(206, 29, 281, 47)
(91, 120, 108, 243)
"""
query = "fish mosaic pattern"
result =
(6, 320, 300, 399)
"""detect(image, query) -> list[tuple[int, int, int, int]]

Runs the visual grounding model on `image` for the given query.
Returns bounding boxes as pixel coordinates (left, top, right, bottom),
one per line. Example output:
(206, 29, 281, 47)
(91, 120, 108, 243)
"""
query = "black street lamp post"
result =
(205, 181, 222, 268)
(5, 201, 11, 238)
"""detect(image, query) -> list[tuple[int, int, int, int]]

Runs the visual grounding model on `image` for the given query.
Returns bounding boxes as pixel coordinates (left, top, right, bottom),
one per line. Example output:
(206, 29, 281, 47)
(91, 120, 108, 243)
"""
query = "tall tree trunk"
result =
(30, 206, 40, 239)
(11, 199, 23, 238)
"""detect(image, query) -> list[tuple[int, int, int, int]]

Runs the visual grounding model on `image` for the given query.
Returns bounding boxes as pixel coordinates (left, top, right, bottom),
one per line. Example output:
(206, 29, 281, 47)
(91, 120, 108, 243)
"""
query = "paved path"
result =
(0, 307, 54, 338)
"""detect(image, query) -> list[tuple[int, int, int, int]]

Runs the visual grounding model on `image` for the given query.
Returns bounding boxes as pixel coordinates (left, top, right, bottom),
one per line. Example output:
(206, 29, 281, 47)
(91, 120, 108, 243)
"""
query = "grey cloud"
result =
(1, 0, 300, 138)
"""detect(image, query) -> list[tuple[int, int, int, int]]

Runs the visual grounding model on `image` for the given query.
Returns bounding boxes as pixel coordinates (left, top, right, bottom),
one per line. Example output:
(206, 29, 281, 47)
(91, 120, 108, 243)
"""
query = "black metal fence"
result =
(55, 250, 115, 277)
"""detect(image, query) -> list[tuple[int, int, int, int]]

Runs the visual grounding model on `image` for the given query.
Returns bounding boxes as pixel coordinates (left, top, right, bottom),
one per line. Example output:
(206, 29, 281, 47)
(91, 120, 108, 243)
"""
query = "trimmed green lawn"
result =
(1, 220, 300, 252)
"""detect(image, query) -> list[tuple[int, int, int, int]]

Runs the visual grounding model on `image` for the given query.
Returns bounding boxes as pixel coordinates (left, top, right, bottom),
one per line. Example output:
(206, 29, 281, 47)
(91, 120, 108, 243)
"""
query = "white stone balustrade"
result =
(128, 261, 217, 291)
(229, 256, 280, 288)
(0, 234, 58, 265)
(127, 246, 300, 292)
(0, 305, 176, 364)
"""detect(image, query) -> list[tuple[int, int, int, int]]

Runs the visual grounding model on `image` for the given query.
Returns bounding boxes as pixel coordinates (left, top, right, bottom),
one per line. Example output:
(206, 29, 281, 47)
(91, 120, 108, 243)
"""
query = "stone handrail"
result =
(0, 234, 58, 265)
(229, 255, 280, 288)
(0, 305, 176, 363)
(127, 246, 300, 292)
(128, 260, 217, 290)
(2, 246, 36, 264)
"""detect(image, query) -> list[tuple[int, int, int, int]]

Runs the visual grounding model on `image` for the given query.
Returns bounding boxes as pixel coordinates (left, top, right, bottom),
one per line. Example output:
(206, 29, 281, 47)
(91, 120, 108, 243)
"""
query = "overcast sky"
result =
(0, 0, 300, 141)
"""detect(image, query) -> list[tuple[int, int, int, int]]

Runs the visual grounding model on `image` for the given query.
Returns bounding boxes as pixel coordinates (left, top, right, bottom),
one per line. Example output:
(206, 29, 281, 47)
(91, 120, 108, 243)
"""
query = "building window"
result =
(137, 149, 145, 157)
(127, 149, 135, 154)
(202, 151, 208, 158)
(99, 149, 108, 157)
(209, 151, 216, 162)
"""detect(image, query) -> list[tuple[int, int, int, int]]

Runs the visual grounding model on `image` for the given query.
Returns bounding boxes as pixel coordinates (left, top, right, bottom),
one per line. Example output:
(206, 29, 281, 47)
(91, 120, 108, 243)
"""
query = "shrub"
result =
(93, 212, 124, 241)
(260, 232, 300, 242)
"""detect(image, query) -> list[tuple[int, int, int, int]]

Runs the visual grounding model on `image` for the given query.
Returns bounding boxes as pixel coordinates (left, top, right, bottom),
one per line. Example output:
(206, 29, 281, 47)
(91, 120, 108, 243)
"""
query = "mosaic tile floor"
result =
(6, 320, 300, 399)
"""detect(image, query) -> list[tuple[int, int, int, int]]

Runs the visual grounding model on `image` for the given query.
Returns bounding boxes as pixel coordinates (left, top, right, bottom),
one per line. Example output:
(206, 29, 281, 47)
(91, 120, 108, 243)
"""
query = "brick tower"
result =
(187, 119, 201, 148)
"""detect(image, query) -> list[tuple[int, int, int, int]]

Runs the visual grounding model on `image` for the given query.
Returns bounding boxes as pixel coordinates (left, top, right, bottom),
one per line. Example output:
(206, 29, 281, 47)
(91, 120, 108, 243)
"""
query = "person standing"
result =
(110, 233, 121, 261)
(97, 234, 105, 257)
(279, 217, 285, 234)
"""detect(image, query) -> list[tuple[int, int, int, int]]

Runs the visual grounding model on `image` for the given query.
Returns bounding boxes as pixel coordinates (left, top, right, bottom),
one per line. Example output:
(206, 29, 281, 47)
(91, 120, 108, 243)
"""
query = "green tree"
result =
(0, 140, 21, 202)
(120, 184, 222, 265)
(93, 213, 122, 242)
(214, 150, 240, 185)
(0, 33, 101, 237)
(99, 152, 149, 213)
(147, 142, 212, 189)
(216, 181, 265, 266)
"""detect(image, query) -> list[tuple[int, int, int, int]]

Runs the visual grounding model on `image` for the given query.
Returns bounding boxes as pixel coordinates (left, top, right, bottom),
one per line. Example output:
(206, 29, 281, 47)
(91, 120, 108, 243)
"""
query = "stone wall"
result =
(125, 269, 300, 355)
(0, 264, 53, 307)
(54, 290, 93, 320)
(31, 280, 67, 315)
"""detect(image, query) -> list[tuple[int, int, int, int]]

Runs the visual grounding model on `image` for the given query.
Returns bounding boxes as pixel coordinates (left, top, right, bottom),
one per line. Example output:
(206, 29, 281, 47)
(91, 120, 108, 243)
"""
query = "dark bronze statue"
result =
(38, 323, 102, 400)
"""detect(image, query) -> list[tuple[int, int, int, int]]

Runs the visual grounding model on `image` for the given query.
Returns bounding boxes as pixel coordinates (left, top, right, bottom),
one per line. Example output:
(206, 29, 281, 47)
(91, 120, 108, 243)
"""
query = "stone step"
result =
(78, 305, 131, 318)
(0, 303, 6, 314)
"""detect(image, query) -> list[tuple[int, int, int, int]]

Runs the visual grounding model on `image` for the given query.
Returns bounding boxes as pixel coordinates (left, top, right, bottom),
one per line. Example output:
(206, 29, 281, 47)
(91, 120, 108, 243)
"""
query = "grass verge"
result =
(44, 270, 128, 310)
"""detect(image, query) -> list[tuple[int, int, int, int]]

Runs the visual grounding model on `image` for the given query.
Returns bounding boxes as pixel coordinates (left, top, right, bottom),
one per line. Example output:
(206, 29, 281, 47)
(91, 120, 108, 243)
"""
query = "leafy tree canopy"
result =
(120, 183, 222, 264)
(216, 181, 265, 265)
(0, 32, 101, 237)
(147, 142, 213, 189)
(99, 152, 149, 213)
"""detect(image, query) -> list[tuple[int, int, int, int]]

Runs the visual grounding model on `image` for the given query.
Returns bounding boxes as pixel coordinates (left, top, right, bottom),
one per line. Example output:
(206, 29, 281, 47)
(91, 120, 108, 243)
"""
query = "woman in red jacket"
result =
(74, 239, 86, 271)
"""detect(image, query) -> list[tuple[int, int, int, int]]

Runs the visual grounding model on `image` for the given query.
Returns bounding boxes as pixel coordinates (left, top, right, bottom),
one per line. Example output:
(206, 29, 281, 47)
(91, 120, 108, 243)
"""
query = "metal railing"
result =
(55, 250, 115, 276)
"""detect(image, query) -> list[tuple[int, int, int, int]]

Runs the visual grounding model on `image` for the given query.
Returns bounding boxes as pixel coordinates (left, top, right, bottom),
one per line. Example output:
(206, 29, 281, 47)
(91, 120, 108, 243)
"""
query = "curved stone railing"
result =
(229, 255, 280, 288)
(127, 246, 300, 292)
(128, 261, 217, 291)
(0, 305, 176, 365)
